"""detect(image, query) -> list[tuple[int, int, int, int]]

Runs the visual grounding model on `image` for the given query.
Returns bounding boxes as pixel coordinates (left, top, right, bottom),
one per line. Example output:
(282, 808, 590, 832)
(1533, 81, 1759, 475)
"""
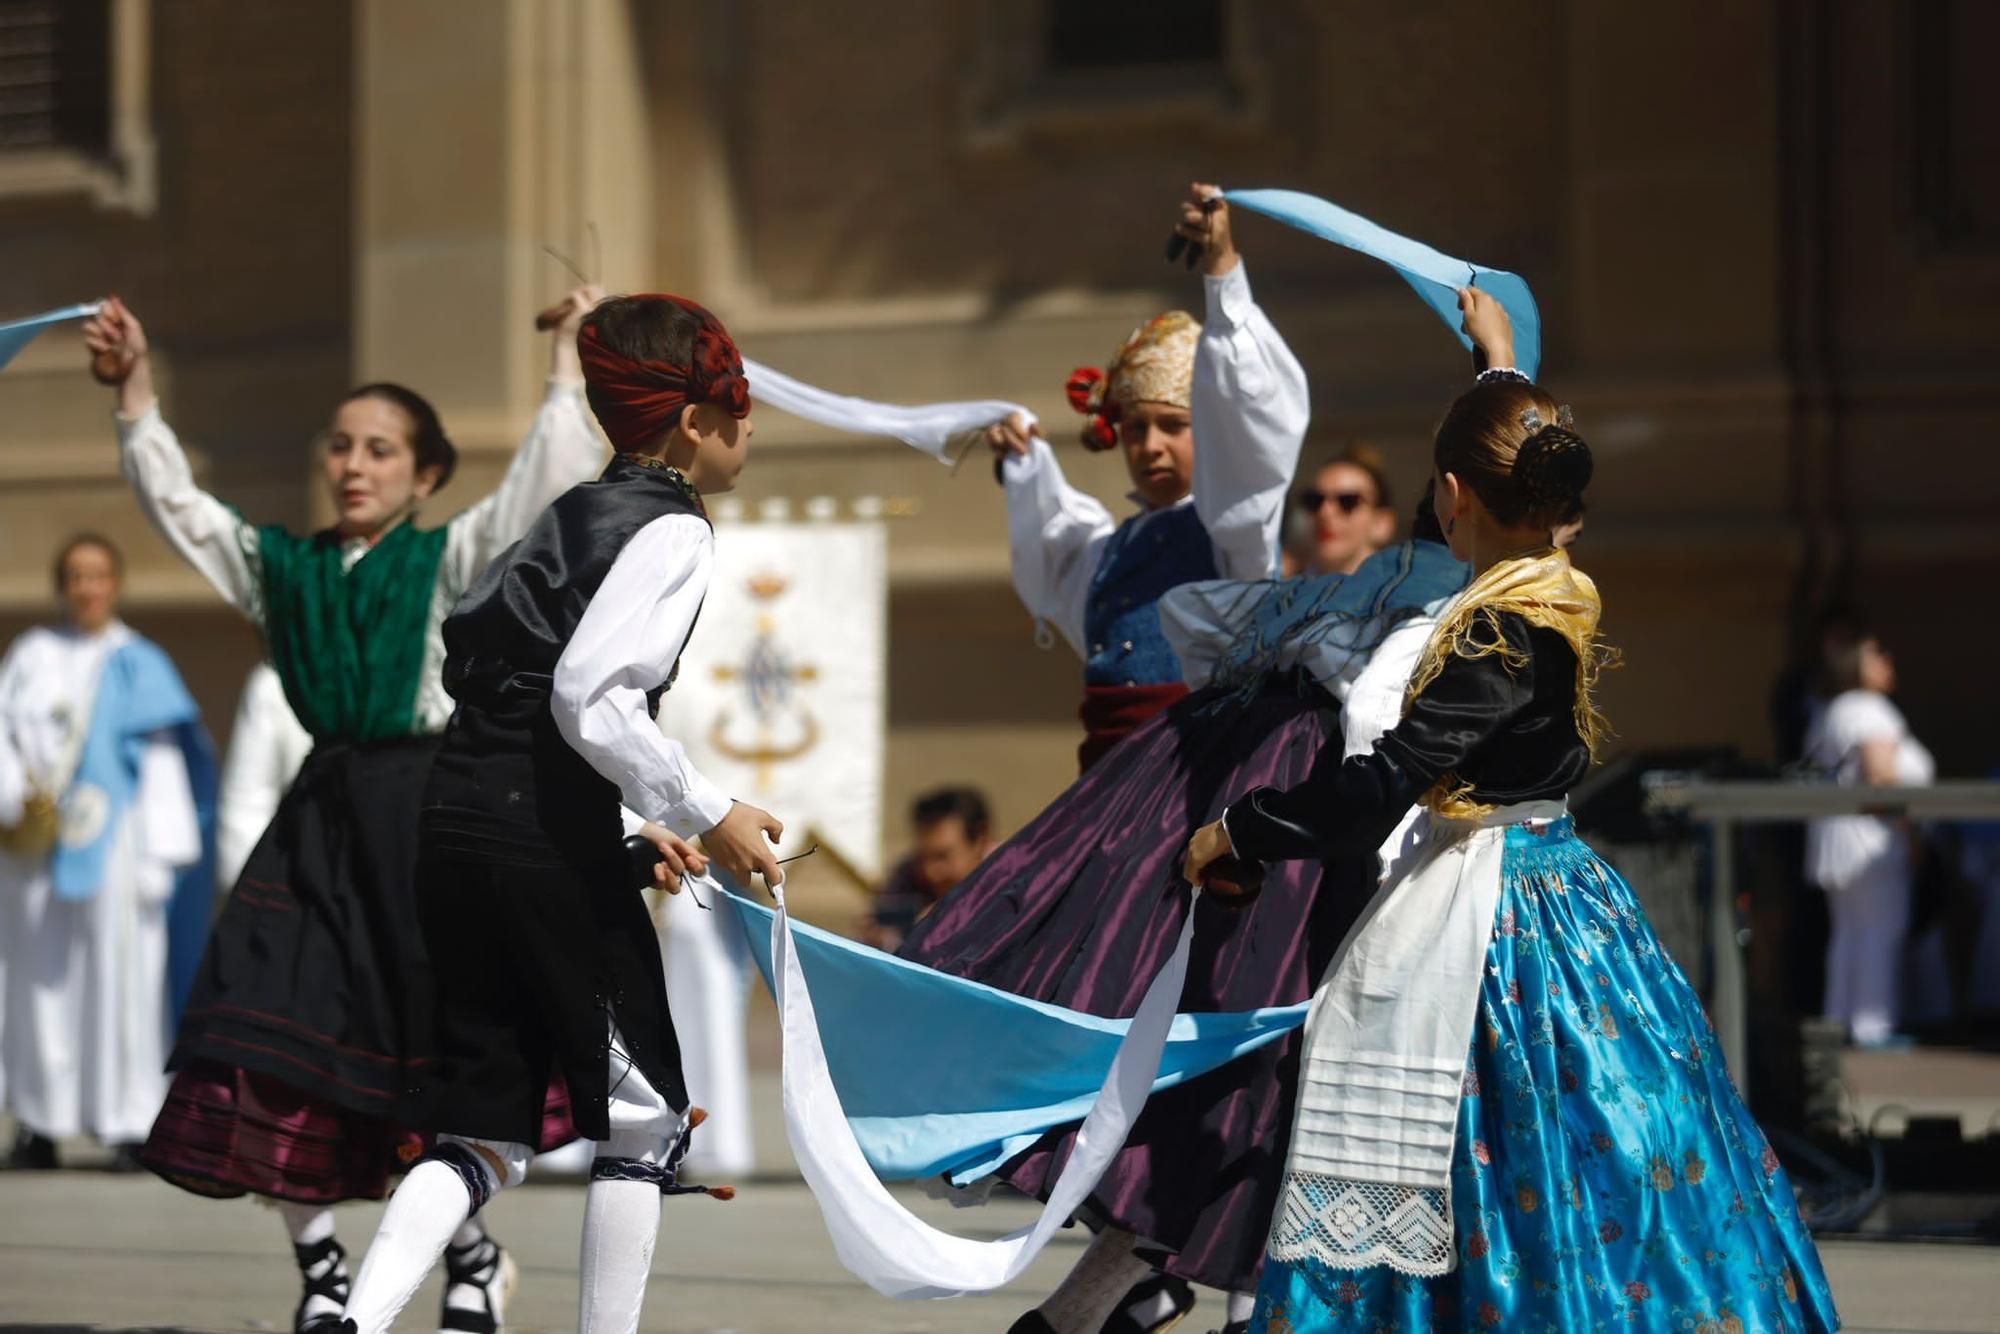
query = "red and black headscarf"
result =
(577, 294, 751, 453)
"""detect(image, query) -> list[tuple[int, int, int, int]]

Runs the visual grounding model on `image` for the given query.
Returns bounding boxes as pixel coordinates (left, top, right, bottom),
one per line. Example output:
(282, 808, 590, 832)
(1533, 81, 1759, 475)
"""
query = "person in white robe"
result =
(0, 535, 204, 1167)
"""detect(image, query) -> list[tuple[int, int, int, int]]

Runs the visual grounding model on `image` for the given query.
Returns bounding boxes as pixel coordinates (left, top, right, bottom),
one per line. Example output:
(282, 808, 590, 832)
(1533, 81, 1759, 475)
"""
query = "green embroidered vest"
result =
(256, 521, 451, 742)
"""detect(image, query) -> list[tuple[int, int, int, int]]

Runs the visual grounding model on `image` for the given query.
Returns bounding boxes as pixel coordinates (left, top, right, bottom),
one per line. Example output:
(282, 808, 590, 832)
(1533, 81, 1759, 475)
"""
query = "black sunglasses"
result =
(1297, 488, 1371, 515)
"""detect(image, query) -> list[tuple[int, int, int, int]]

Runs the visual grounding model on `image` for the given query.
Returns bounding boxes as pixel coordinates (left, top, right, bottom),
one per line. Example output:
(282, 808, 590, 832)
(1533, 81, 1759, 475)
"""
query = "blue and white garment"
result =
(1252, 814, 1839, 1332)
(47, 632, 218, 1020)
(0, 621, 215, 1140)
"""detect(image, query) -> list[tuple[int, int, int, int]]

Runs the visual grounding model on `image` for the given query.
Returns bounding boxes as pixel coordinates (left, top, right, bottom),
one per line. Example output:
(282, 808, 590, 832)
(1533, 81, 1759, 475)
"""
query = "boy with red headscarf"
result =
(338, 294, 786, 1334)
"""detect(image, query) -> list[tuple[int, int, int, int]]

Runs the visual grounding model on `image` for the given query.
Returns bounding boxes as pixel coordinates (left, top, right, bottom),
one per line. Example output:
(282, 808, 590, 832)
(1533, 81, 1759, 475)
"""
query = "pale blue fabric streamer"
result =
(0, 302, 100, 372)
(1224, 189, 1541, 380)
(716, 888, 1308, 1184)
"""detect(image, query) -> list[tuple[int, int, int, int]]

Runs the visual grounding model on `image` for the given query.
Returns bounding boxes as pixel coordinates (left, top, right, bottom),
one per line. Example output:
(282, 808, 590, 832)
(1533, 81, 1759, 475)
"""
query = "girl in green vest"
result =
(81, 290, 607, 1334)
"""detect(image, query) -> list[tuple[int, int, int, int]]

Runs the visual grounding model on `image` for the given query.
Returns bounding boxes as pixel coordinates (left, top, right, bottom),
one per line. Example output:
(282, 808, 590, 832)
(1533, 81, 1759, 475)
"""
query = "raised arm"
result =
(441, 285, 607, 585)
(549, 513, 788, 887)
(1200, 612, 1539, 869)
(84, 298, 263, 619)
(989, 417, 1116, 656)
(1181, 187, 1309, 580)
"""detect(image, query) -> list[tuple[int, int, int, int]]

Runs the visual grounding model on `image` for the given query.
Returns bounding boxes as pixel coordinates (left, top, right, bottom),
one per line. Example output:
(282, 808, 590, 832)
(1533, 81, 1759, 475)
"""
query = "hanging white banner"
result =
(656, 520, 888, 879)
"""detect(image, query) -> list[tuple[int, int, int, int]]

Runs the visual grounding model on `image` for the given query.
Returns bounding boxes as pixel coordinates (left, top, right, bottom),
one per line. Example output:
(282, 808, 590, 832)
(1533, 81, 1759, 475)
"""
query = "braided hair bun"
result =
(1513, 425, 1592, 527)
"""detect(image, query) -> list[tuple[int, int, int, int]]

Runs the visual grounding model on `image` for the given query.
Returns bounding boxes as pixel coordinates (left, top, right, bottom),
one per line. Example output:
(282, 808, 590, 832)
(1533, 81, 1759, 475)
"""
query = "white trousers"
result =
(1822, 853, 1910, 1045)
(661, 885, 754, 1173)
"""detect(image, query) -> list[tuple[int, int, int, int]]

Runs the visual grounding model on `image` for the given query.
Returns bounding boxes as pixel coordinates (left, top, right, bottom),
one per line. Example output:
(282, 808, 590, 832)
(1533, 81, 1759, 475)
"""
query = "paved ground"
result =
(4, 1016, 1996, 1331)
(0, 1165, 1997, 1334)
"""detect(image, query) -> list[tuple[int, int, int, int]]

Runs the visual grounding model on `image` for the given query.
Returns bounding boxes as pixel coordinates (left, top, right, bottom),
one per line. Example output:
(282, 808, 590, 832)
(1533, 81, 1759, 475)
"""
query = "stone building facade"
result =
(2, 0, 1995, 843)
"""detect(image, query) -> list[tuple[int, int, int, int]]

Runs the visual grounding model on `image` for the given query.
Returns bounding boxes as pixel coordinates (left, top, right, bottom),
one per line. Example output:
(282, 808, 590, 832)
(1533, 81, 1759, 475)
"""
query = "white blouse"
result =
(550, 512, 734, 840)
(115, 379, 604, 735)
(1000, 261, 1310, 657)
(1803, 689, 1935, 888)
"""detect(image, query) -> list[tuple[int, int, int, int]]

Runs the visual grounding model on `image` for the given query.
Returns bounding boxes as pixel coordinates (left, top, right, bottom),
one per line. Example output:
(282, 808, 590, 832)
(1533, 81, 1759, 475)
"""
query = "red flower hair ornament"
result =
(577, 294, 751, 454)
(1064, 365, 1117, 450)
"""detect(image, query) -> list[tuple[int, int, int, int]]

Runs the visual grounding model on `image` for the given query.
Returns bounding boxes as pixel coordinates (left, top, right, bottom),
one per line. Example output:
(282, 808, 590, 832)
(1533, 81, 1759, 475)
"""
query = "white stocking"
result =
(578, 1175, 662, 1334)
(342, 1160, 479, 1334)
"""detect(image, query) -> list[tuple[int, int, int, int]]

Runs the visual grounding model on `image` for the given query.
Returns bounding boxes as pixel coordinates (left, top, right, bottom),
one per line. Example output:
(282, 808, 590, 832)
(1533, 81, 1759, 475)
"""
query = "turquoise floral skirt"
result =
(1252, 819, 1839, 1332)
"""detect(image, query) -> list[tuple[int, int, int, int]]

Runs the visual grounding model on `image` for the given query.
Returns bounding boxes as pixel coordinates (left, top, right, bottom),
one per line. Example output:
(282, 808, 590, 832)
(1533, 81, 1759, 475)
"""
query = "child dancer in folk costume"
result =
(1186, 377, 1840, 1332)
(80, 287, 609, 1334)
(987, 184, 1308, 771)
(0, 534, 212, 1170)
(905, 294, 1520, 1334)
(337, 294, 786, 1334)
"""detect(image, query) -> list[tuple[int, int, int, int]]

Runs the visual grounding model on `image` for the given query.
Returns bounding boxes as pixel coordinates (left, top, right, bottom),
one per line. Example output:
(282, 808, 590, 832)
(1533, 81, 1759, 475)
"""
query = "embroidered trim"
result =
(588, 1110, 735, 1200)
(421, 1142, 497, 1216)
(617, 455, 708, 518)
(1266, 1171, 1454, 1277)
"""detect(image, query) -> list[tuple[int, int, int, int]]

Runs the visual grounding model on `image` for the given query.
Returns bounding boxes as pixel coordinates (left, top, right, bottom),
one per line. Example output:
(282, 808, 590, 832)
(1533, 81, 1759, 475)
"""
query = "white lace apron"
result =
(1267, 798, 1567, 1277)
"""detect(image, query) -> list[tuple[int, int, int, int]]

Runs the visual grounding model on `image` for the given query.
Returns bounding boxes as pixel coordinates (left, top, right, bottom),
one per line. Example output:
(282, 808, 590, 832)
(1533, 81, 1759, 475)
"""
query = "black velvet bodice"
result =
(1227, 610, 1590, 862)
(441, 456, 705, 712)
(425, 457, 707, 867)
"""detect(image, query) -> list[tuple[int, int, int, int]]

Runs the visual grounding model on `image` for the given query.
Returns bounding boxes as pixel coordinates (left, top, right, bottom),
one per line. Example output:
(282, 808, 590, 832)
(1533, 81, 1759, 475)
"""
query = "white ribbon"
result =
(763, 876, 1192, 1299)
(742, 356, 1032, 465)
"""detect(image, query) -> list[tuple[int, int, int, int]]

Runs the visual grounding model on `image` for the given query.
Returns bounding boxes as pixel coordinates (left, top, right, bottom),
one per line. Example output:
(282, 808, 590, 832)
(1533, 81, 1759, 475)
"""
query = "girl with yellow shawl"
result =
(1185, 337, 1839, 1332)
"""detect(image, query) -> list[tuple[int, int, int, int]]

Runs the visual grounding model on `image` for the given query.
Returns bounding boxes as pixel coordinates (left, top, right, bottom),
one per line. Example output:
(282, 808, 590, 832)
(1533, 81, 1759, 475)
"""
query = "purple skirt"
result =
(142, 1060, 580, 1204)
(899, 676, 1373, 1292)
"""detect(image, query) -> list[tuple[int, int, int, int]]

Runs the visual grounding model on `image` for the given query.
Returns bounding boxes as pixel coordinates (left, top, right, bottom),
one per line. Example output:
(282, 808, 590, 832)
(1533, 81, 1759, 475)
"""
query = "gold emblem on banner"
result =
(709, 570, 821, 790)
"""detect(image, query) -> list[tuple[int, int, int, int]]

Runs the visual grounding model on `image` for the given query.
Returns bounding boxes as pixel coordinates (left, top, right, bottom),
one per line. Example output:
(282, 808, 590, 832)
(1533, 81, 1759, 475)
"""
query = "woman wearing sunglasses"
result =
(1296, 443, 1398, 577)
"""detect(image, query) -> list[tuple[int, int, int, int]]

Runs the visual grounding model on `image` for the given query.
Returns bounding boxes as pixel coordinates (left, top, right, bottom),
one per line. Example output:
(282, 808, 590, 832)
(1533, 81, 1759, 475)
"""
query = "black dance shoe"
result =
(292, 1234, 350, 1334)
(1103, 1273, 1197, 1333)
(440, 1230, 516, 1334)
(1008, 1313, 1058, 1334)
(6, 1127, 57, 1170)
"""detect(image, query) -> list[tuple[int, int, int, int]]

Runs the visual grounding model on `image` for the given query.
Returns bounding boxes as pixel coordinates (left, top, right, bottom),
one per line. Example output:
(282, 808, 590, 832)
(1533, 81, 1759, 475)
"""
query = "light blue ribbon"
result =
(0, 302, 100, 372)
(717, 888, 1307, 1184)
(1225, 189, 1542, 380)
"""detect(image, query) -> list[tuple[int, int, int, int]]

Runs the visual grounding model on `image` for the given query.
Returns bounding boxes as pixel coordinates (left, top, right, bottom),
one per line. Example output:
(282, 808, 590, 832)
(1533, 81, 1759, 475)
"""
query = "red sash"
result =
(1076, 682, 1190, 773)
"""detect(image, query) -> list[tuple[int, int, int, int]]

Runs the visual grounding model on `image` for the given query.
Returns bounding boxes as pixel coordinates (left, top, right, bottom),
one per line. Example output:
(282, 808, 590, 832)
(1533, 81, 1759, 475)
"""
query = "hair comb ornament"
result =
(1556, 403, 1575, 428)
(1519, 406, 1544, 434)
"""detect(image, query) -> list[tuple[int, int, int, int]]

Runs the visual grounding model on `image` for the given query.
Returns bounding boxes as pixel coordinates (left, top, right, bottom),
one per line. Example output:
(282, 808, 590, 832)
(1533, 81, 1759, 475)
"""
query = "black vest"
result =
(424, 456, 709, 867)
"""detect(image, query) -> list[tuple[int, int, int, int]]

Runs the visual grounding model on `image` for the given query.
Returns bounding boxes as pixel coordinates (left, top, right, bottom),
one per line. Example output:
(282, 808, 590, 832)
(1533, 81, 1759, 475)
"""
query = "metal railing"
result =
(1640, 779, 2000, 1077)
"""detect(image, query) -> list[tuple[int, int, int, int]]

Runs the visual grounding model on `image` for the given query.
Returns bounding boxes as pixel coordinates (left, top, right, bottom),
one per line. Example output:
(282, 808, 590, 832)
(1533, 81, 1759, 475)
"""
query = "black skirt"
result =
(168, 736, 442, 1119)
(412, 846, 686, 1145)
